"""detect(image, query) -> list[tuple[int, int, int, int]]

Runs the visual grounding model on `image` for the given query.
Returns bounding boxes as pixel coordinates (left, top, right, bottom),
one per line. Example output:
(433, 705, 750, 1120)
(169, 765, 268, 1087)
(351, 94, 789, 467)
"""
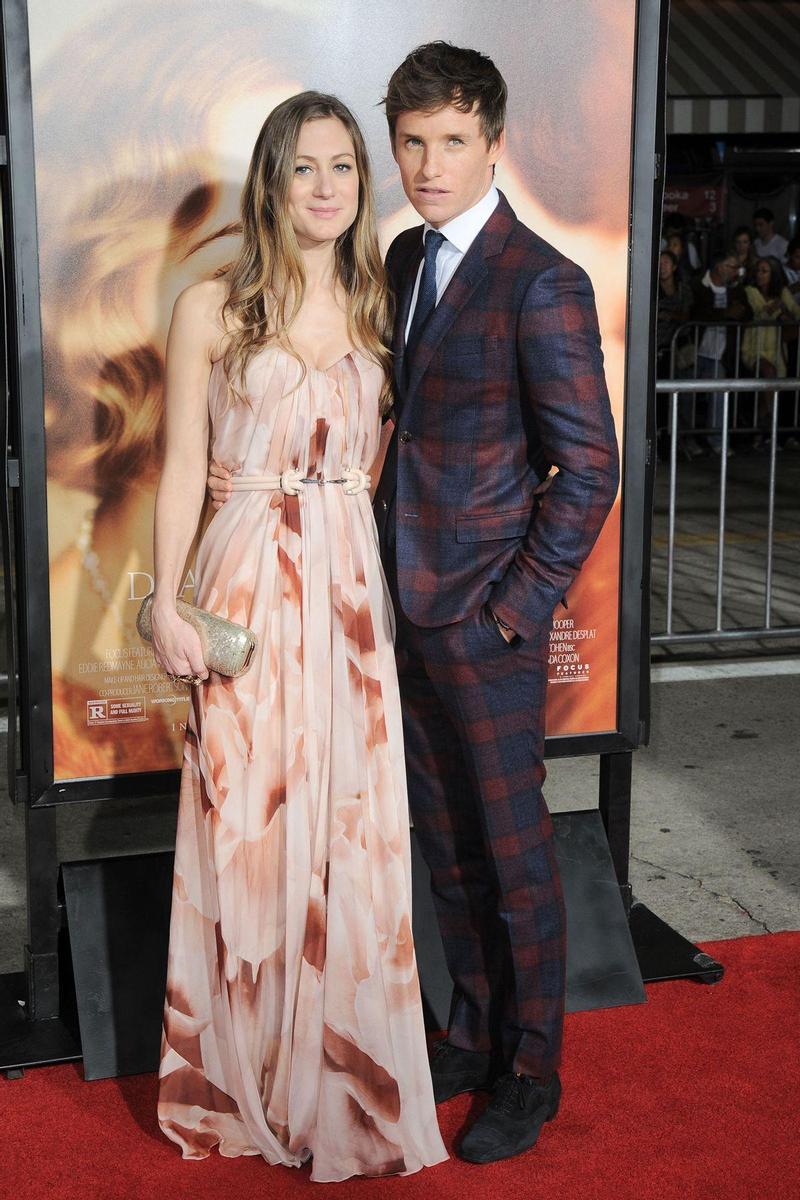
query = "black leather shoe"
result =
(459, 1070, 561, 1163)
(429, 1039, 493, 1104)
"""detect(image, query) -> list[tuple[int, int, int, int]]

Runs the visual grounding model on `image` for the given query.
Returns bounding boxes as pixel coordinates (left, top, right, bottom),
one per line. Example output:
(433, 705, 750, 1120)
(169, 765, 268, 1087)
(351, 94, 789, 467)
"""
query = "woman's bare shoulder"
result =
(173, 277, 229, 324)
(170, 278, 230, 358)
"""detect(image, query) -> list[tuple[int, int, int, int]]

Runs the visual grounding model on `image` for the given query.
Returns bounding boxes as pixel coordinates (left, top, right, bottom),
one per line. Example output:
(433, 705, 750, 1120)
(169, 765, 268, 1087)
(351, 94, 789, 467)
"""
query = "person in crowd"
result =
(753, 207, 788, 263)
(657, 249, 692, 373)
(666, 229, 699, 283)
(784, 237, 800, 291)
(663, 213, 701, 269)
(781, 243, 800, 448)
(741, 256, 800, 449)
(690, 251, 752, 456)
(731, 225, 758, 285)
(657, 249, 701, 457)
(209, 43, 619, 1167)
(742, 256, 800, 376)
(152, 90, 448, 1181)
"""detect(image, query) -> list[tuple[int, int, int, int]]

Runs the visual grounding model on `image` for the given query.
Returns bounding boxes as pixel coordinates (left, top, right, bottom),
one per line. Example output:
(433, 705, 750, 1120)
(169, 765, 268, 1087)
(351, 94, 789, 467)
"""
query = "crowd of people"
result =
(657, 208, 800, 458)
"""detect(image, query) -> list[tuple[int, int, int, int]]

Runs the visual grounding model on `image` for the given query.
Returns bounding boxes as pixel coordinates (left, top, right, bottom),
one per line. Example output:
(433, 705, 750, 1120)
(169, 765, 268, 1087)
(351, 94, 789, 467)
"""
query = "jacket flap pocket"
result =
(455, 508, 533, 543)
(449, 334, 499, 360)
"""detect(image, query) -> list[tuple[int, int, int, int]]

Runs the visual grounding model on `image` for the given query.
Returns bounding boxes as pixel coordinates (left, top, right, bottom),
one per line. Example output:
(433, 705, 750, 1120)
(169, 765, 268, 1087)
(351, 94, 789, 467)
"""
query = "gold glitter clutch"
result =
(136, 595, 257, 677)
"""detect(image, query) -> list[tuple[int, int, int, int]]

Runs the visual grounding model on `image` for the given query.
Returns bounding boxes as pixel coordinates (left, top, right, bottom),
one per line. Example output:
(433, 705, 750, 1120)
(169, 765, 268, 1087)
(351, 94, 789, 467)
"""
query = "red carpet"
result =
(4, 933, 799, 1200)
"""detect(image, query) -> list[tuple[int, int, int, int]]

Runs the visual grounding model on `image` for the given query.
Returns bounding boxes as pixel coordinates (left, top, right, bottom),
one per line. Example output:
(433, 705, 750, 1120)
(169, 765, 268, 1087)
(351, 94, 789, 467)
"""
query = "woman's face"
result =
(666, 234, 683, 258)
(659, 252, 675, 282)
(755, 259, 771, 290)
(287, 116, 359, 250)
(735, 232, 751, 258)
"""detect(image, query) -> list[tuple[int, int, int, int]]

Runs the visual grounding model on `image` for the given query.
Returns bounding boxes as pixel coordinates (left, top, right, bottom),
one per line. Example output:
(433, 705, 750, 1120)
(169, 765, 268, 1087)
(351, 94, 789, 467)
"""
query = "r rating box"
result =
(86, 697, 147, 726)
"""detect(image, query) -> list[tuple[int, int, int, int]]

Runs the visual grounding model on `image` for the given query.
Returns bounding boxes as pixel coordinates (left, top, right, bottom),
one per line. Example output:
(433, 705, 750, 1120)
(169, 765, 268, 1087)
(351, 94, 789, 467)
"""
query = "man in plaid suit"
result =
(374, 42, 619, 1163)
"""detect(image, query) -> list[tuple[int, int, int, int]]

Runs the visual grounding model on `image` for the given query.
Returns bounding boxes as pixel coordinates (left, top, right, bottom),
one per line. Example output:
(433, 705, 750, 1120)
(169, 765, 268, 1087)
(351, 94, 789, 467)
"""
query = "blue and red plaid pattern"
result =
(374, 192, 619, 643)
(374, 192, 618, 1079)
(391, 584, 565, 1077)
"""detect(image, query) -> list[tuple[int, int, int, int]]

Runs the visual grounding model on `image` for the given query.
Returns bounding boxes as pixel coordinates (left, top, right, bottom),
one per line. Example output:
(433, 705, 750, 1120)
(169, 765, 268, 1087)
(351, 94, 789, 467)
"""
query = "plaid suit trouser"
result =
(387, 553, 566, 1079)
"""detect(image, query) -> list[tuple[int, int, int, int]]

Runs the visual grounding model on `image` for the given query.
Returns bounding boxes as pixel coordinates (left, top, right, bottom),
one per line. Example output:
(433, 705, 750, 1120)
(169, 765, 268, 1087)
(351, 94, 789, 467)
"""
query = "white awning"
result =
(667, 0, 800, 134)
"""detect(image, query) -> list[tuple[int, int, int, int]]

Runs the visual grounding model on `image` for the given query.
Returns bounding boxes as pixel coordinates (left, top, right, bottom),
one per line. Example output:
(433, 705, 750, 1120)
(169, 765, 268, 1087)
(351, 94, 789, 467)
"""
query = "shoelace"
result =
(490, 1072, 537, 1113)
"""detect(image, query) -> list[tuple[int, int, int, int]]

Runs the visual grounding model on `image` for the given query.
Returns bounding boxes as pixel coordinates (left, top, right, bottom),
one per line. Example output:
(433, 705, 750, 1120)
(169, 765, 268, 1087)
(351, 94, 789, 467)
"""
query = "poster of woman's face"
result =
(27, 0, 635, 782)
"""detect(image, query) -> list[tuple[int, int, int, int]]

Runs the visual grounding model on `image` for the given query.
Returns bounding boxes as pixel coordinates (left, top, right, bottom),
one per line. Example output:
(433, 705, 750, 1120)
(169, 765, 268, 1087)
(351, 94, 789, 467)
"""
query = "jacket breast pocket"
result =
(442, 335, 501, 379)
(455, 507, 533, 543)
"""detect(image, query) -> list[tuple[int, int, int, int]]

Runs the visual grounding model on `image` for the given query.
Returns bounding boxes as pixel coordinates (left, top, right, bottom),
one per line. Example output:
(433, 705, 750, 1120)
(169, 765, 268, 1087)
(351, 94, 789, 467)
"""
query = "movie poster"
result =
(26, 0, 633, 782)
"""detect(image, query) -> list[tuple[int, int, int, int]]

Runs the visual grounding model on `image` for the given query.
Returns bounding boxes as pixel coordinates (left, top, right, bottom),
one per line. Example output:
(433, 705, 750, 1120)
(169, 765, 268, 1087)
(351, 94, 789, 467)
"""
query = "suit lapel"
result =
(404, 193, 516, 402)
(404, 257, 489, 400)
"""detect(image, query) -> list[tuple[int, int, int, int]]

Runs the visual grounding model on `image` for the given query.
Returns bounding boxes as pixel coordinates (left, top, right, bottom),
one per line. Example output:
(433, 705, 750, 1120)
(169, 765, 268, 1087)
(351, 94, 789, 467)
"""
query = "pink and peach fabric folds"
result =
(156, 347, 447, 1181)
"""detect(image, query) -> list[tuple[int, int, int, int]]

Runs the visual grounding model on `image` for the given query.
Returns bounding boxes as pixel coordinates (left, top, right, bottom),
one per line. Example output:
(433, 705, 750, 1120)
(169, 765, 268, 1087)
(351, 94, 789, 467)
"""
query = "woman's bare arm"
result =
(152, 282, 220, 680)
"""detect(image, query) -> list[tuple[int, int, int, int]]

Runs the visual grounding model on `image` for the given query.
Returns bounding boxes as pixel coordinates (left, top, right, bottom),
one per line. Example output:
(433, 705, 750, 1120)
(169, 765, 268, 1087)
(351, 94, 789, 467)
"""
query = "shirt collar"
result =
(422, 184, 500, 255)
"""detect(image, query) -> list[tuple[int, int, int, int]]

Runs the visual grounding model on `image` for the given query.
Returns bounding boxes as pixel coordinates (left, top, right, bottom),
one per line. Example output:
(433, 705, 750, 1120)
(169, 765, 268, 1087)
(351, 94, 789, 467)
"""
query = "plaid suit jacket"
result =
(374, 192, 619, 642)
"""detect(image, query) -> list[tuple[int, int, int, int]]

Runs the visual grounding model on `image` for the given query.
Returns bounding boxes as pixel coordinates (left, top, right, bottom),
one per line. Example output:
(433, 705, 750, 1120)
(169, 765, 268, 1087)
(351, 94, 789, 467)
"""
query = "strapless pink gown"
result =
(157, 347, 447, 1181)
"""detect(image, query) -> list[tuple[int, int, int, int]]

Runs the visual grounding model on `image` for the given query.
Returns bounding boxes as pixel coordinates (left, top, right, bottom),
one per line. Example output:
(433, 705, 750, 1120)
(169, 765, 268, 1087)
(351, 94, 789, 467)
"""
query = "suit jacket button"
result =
(399, 430, 412, 444)
(381, 499, 388, 510)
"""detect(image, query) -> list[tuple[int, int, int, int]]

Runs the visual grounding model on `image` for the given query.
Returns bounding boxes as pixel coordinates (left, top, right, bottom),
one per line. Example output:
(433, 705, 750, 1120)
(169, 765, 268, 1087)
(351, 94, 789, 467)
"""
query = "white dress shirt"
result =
(698, 270, 730, 362)
(404, 184, 500, 342)
(754, 232, 788, 263)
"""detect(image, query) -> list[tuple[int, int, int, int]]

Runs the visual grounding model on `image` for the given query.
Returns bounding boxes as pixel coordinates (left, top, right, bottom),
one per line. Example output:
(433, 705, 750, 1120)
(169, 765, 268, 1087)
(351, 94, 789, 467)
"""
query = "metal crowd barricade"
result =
(664, 318, 800, 439)
(652, 376, 800, 647)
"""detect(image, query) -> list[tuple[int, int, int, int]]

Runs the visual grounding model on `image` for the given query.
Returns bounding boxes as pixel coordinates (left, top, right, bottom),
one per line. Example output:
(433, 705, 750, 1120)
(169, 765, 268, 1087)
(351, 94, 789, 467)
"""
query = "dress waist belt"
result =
(228, 468, 371, 496)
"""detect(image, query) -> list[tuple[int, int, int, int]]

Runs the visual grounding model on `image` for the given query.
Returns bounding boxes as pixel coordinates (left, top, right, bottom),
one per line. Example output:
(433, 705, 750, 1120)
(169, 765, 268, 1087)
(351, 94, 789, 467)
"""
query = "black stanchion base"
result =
(0, 970, 81, 1077)
(629, 900, 725, 984)
(61, 854, 173, 1080)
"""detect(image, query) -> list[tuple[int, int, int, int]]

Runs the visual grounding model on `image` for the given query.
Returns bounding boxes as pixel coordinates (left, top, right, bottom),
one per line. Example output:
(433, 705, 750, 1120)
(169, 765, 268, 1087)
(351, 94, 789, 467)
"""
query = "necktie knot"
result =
(424, 228, 446, 259)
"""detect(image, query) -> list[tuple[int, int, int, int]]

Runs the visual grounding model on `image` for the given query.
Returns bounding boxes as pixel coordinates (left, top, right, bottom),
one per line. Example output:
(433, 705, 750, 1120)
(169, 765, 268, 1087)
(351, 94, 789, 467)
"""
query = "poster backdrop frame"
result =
(2, 0, 667, 810)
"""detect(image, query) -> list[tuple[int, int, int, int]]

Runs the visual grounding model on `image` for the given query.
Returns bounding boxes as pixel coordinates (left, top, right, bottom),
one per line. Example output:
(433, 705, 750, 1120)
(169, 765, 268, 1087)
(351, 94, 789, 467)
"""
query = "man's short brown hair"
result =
(383, 41, 507, 146)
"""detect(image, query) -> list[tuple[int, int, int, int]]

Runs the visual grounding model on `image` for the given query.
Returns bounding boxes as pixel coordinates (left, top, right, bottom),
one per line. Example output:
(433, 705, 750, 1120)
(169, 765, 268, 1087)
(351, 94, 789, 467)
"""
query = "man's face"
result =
(712, 256, 739, 285)
(788, 247, 800, 273)
(754, 216, 773, 242)
(392, 104, 505, 228)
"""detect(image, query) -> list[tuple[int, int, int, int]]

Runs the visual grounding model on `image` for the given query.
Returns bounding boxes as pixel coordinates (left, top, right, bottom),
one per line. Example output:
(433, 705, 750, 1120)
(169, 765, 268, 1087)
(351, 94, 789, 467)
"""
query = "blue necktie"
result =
(405, 228, 446, 366)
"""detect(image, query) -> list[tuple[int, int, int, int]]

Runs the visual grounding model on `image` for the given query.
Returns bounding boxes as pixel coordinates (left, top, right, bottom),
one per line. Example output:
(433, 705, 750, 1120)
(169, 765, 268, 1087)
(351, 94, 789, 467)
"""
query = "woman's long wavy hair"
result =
(221, 92, 393, 411)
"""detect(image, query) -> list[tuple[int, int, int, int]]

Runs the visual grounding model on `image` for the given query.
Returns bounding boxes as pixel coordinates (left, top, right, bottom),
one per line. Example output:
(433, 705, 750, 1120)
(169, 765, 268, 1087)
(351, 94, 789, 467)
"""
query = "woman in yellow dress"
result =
(742, 256, 800, 379)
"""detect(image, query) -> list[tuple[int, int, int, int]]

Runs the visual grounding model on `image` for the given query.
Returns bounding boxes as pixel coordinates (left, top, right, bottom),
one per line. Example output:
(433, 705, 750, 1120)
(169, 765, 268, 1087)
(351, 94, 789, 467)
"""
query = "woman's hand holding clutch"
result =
(150, 598, 209, 685)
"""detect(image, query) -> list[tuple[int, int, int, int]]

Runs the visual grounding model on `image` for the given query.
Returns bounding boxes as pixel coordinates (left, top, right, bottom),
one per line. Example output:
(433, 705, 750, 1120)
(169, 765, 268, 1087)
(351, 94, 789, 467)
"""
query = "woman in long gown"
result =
(151, 91, 447, 1183)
